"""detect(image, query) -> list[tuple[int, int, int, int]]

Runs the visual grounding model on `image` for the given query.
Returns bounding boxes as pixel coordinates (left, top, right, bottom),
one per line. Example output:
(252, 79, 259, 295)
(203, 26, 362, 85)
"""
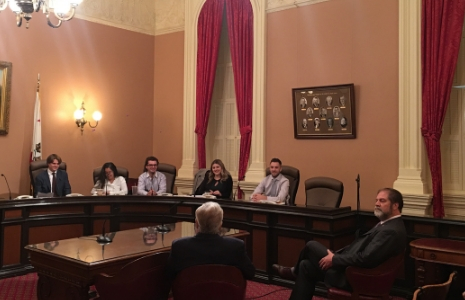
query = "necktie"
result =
(270, 179, 278, 197)
(52, 172, 57, 197)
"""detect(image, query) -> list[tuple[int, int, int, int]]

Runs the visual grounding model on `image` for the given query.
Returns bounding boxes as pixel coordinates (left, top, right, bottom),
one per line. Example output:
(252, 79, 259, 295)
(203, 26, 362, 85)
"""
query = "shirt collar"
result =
(379, 214, 401, 225)
(145, 171, 158, 178)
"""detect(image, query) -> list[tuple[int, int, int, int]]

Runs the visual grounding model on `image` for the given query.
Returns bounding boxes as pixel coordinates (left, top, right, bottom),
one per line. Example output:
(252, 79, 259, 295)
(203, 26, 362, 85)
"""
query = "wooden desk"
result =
(410, 238, 465, 286)
(25, 222, 246, 300)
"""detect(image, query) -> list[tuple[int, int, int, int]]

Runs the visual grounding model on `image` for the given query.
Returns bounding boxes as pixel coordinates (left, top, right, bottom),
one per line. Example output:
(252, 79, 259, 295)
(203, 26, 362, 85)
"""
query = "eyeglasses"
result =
(147, 164, 158, 167)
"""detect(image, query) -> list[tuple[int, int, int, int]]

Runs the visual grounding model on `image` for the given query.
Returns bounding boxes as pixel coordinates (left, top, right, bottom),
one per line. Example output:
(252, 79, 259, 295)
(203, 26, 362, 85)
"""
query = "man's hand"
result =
(251, 194, 267, 201)
(319, 250, 334, 271)
(147, 189, 154, 196)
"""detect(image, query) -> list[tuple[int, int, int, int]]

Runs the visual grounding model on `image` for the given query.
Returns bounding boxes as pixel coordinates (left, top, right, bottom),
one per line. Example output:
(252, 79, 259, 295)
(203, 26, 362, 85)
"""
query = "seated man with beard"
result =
(272, 188, 407, 300)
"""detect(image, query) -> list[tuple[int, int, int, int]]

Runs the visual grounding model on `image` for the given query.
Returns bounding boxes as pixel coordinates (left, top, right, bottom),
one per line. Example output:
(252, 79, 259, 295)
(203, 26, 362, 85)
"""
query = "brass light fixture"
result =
(0, 0, 83, 29)
(74, 102, 102, 135)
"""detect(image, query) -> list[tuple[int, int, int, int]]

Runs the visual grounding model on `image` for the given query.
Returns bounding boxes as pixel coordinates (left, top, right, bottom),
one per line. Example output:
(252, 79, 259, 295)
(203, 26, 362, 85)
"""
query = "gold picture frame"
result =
(292, 83, 356, 139)
(0, 61, 12, 135)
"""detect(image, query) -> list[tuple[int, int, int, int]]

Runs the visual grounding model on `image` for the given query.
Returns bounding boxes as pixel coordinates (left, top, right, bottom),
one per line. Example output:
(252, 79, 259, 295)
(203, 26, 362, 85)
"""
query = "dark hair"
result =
(378, 188, 404, 213)
(97, 162, 119, 188)
(46, 154, 62, 164)
(207, 159, 230, 183)
(143, 156, 159, 172)
(270, 158, 282, 166)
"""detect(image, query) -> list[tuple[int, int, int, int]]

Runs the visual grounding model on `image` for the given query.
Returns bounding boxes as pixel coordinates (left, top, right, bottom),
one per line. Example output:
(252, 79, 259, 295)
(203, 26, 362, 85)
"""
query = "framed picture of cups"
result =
(292, 83, 356, 139)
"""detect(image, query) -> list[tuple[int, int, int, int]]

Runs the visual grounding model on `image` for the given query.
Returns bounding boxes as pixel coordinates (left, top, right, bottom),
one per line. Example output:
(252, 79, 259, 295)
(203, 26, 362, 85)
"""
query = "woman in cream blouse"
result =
(91, 162, 128, 195)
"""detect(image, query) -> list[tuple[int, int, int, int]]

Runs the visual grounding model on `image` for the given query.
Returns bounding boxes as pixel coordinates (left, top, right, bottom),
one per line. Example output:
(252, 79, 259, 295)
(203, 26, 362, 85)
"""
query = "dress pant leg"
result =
(290, 241, 329, 300)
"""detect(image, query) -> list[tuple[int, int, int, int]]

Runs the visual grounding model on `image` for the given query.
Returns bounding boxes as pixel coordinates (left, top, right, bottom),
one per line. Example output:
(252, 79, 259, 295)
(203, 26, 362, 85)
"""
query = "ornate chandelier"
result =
(0, 0, 82, 28)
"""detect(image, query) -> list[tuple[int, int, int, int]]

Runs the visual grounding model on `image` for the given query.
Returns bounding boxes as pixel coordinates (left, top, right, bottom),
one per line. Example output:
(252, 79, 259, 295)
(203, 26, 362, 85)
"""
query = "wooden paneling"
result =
(277, 214, 306, 227)
(2, 225, 21, 265)
(252, 213, 267, 223)
(29, 224, 84, 244)
(277, 236, 305, 267)
(413, 223, 436, 236)
(252, 229, 267, 271)
(312, 220, 330, 232)
(93, 205, 111, 214)
(223, 208, 248, 221)
(4, 209, 22, 220)
(119, 204, 169, 213)
(176, 206, 192, 215)
(29, 206, 84, 216)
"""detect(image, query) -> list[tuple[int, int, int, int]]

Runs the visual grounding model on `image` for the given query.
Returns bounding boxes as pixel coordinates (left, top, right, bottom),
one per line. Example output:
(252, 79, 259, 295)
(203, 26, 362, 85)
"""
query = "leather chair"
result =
(304, 176, 344, 207)
(30, 160, 67, 197)
(192, 168, 208, 195)
(172, 264, 247, 300)
(327, 251, 405, 300)
(265, 165, 300, 205)
(92, 166, 129, 184)
(157, 163, 177, 194)
(412, 271, 457, 300)
(94, 252, 170, 300)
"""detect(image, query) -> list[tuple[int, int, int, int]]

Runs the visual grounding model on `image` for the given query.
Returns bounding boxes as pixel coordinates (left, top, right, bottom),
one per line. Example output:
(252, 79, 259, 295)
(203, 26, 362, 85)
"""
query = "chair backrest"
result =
(192, 168, 208, 194)
(304, 176, 344, 207)
(265, 165, 300, 205)
(346, 251, 405, 299)
(30, 160, 67, 196)
(94, 252, 171, 300)
(172, 264, 247, 300)
(157, 163, 177, 193)
(412, 271, 457, 300)
(92, 166, 129, 184)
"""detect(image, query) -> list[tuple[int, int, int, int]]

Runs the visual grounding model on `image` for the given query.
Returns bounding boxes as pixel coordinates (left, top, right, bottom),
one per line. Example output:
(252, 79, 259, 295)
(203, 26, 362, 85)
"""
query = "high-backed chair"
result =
(172, 264, 247, 300)
(304, 176, 344, 207)
(192, 168, 208, 195)
(157, 163, 176, 194)
(412, 271, 457, 300)
(327, 251, 405, 300)
(265, 165, 300, 205)
(30, 160, 67, 197)
(92, 166, 129, 184)
(94, 252, 170, 300)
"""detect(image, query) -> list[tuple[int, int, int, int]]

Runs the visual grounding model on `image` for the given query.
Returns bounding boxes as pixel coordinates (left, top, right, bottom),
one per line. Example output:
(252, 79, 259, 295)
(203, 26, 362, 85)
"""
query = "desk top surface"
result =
(410, 238, 465, 254)
(25, 222, 243, 265)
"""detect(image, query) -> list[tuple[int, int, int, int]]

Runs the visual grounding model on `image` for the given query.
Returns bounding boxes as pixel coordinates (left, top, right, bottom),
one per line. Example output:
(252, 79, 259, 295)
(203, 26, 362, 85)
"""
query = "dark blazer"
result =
(166, 233, 255, 281)
(34, 169, 72, 197)
(325, 217, 406, 289)
(195, 171, 233, 199)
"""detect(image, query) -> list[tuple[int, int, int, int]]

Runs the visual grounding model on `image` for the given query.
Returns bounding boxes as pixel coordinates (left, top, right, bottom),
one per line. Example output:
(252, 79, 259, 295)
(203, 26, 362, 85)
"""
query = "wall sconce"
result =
(73, 101, 102, 135)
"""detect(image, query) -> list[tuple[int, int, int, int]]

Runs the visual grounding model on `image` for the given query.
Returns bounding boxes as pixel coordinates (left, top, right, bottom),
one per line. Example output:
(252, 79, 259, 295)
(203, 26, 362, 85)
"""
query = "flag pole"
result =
(37, 73, 40, 92)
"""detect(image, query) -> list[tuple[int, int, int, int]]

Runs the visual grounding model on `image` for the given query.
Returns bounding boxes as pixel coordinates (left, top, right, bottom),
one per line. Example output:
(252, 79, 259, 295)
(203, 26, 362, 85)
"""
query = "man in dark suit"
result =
(166, 201, 255, 280)
(273, 188, 407, 300)
(34, 154, 71, 197)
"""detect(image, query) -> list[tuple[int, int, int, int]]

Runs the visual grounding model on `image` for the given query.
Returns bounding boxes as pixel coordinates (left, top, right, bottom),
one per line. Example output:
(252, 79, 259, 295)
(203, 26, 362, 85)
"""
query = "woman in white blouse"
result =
(91, 162, 128, 195)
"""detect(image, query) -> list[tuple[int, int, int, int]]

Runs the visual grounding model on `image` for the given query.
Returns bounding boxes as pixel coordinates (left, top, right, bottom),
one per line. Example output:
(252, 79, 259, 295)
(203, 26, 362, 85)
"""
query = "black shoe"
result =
(272, 264, 296, 280)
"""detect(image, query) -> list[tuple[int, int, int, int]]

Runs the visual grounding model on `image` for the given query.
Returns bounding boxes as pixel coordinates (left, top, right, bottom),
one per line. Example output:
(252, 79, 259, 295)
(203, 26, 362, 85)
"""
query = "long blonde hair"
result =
(208, 159, 230, 183)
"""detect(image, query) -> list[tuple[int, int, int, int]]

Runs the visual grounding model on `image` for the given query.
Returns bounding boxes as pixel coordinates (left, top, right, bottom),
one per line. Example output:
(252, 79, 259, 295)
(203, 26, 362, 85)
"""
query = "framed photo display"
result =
(292, 83, 356, 139)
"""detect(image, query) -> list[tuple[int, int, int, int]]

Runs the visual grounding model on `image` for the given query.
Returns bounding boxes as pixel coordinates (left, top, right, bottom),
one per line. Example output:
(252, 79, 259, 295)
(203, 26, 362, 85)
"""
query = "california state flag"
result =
(31, 91, 42, 162)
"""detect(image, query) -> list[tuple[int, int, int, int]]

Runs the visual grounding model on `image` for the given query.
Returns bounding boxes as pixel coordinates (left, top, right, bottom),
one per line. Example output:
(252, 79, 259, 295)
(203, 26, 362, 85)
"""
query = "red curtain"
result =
(226, 0, 254, 187)
(421, 0, 465, 218)
(195, 0, 225, 168)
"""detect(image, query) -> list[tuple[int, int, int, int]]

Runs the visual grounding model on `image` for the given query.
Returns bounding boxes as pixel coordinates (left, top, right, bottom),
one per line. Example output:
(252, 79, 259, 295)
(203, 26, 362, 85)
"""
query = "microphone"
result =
(1, 174, 12, 200)
(155, 200, 184, 233)
(233, 178, 243, 201)
(97, 219, 113, 244)
(105, 180, 108, 196)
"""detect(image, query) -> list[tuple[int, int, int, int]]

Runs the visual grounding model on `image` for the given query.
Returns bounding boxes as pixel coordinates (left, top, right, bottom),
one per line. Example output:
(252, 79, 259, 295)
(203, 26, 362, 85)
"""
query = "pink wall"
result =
(0, 13, 155, 197)
(0, 0, 400, 212)
(266, 0, 399, 209)
(153, 32, 185, 170)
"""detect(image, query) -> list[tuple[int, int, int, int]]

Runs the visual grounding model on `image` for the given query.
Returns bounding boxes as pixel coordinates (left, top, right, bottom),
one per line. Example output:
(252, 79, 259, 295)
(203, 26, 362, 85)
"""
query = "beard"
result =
(374, 206, 392, 221)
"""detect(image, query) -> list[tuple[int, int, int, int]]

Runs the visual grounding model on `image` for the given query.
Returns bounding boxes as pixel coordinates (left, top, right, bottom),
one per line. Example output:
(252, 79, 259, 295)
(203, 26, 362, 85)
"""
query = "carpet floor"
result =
(0, 273, 404, 300)
(0, 273, 322, 300)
